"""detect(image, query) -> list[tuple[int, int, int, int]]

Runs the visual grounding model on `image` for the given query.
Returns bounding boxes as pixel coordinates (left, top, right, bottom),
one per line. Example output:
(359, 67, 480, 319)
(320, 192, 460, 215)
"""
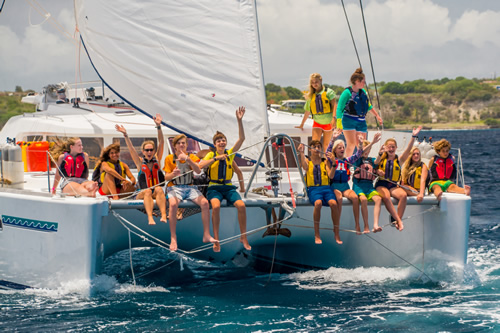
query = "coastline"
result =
(392, 122, 491, 131)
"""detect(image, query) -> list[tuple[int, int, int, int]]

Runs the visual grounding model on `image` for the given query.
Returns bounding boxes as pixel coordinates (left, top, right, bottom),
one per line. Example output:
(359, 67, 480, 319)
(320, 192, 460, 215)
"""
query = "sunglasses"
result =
(143, 148, 154, 152)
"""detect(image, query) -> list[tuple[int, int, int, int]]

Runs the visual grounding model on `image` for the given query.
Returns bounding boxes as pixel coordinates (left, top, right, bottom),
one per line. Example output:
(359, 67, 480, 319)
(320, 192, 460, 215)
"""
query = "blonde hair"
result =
(380, 138, 397, 161)
(172, 134, 187, 147)
(350, 68, 365, 85)
(332, 140, 345, 158)
(402, 147, 422, 185)
(50, 137, 81, 161)
(433, 139, 451, 153)
(141, 140, 156, 151)
(306, 73, 324, 100)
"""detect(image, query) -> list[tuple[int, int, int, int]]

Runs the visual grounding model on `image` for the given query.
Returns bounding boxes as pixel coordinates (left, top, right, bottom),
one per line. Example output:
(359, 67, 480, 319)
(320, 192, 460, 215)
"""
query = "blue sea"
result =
(1, 129, 499, 332)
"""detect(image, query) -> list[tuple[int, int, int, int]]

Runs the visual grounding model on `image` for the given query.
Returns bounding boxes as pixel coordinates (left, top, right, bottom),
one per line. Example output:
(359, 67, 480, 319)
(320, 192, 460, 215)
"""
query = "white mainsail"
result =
(74, 0, 269, 159)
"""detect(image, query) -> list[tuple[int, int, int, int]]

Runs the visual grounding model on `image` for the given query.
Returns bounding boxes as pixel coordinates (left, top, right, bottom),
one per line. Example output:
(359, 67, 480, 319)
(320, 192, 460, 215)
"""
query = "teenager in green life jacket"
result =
(199, 107, 251, 252)
(336, 68, 383, 157)
(298, 140, 342, 245)
(296, 73, 337, 152)
(93, 143, 136, 200)
(327, 131, 382, 234)
(163, 134, 217, 252)
(428, 138, 471, 201)
(116, 114, 167, 226)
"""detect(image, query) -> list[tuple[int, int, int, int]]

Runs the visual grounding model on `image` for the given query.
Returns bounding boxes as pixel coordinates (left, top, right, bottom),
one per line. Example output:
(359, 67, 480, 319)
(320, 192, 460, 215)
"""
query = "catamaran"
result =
(0, 0, 470, 290)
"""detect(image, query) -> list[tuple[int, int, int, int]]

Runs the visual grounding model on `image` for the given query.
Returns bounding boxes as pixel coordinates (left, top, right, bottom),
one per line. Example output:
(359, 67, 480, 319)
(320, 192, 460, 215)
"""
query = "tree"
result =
(15, 86, 23, 93)
(284, 86, 303, 99)
(265, 83, 281, 93)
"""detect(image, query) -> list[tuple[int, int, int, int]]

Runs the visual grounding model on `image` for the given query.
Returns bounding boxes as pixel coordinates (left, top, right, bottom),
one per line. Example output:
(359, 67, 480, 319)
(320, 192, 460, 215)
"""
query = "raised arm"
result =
(153, 113, 164, 163)
(297, 144, 309, 171)
(115, 124, 141, 170)
(400, 126, 422, 164)
(231, 106, 246, 153)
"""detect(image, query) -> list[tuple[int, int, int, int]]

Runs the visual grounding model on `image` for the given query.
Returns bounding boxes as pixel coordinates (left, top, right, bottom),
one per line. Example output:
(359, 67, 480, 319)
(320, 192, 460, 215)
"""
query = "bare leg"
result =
(311, 127, 323, 142)
(344, 189, 362, 234)
(431, 184, 443, 201)
(322, 129, 333, 152)
(390, 187, 408, 220)
(334, 189, 343, 219)
(62, 181, 97, 197)
(138, 189, 155, 225)
(343, 129, 358, 157)
(372, 195, 382, 232)
(120, 182, 136, 199)
(192, 195, 217, 244)
(377, 186, 404, 231)
(210, 198, 221, 252)
(154, 187, 168, 223)
(102, 173, 119, 200)
(447, 184, 471, 196)
(329, 199, 342, 244)
(359, 195, 369, 232)
(313, 200, 322, 244)
(168, 196, 179, 251)
(234, 200, 251, 250)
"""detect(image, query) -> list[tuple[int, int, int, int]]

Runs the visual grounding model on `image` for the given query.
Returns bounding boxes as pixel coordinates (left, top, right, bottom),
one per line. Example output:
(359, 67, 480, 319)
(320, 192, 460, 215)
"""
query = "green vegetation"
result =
(0, 92, 36, 130)
(265, 77, 500, 128)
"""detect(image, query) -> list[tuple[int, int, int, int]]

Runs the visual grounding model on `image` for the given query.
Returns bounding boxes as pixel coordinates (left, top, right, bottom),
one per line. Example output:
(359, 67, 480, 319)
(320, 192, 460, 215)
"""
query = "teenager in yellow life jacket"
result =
(374, 129, 421, 232)
(428, 138, 471, 201)
(336, 68, 383, 157)
(163, 134, 217, 252)
(296, 73, 337, 151)
(93, 143, 136, 200)
(50, 137, 98, 197)
(298, 140, 342, 245)
(401, 143, 429, 203)
(116, 114, 167, 226)
(198, 107, 251, 252)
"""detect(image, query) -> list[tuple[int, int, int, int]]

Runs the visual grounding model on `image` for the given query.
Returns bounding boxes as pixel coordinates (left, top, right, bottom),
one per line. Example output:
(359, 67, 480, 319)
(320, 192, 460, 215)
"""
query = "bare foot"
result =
(396, 220, 404, 231)
(160, 216, 167, 223)
(465, 185, 471, 196)
(355, 225, 362, 235)
(177, 208, 184, 220)
(213, 242, 221, 252)
(315, 236, 322, 244)
(335, 236, 343, 245)
(170, 238, 177, 251)
(373, 226, 382, 233)
(148, 217, 156, 225)
(363, 227, 370, 234)
(240, 236, 251, 250)
(436, 191, 443, 202)
(203, 234, 218, 244)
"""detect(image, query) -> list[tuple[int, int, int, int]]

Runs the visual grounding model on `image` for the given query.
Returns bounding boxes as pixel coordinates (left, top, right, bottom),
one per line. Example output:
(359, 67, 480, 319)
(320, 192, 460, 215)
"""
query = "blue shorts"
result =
(307, 185, 336, 206)
(331, 182, 350, 193)
(207, 185, 242, 206)
(167, 185, 203, 201)
(342, 114, 367, 133)
(375, 179, 398, 190)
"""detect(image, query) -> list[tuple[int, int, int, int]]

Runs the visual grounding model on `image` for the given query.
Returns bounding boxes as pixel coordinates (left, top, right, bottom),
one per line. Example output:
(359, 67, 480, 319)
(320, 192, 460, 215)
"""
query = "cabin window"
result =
(112, 137, 157, 169)
(46, 136, 103, 169)
(265, 136, 300, 168)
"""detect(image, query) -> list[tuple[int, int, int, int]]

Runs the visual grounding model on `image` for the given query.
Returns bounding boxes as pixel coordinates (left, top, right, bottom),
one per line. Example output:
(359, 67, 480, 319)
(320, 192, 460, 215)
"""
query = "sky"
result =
(1, 0, 500, 92)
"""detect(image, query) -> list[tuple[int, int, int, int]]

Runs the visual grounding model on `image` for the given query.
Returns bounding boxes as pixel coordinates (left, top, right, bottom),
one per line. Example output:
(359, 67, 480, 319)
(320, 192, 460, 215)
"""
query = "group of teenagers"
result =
(296, 68, 471, 245)
(50, 107, 250, 252)
(48, 67, 471, 250)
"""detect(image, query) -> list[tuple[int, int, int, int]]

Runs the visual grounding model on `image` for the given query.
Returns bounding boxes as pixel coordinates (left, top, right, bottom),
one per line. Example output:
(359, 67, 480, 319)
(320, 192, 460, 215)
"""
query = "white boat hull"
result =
(0, 187, 470, 289)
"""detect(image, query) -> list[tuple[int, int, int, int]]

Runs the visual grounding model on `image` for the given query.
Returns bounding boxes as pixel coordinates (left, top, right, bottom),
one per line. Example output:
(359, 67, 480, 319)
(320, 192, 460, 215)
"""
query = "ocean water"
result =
(1, 129, 499, 332)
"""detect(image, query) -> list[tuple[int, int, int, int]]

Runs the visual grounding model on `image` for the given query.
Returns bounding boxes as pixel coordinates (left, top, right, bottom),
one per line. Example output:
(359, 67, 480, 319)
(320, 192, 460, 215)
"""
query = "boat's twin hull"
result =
(0, 190, 470, 289)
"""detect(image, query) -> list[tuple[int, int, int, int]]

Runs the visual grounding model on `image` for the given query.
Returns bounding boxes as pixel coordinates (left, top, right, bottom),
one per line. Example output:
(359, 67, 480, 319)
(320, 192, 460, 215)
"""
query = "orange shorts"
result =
(312, 121, 333, 131)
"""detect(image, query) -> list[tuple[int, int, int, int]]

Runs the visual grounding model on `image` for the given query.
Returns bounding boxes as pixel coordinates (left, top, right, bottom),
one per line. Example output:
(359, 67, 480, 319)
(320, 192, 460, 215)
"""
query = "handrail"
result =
(244, 133, 308, 200)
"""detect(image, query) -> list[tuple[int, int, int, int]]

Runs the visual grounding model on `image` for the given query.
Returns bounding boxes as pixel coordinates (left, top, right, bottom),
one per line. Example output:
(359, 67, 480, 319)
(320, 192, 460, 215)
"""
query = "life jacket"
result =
(430, 154, 456, 182)
(92, 160, 126, 188)
(60, 152, 88, 179)
(344, 87, 369, 117)
(208, 150, 234, 185)
(332, 159, 350, 183)
(171, 153, 194, 186)
(378, 156, 401, 182)
(404, 162, 423, 191)
(305, 160, 330, 187)
(138, 157, 163, 189)
(310, 88, 332, 115)
(353, 157, 377, 181)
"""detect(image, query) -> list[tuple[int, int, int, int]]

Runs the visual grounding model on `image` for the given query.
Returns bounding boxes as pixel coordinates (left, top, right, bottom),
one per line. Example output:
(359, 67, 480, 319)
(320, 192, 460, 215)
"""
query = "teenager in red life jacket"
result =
(428, 139, 471, 201)
(116, 114, 167, 226)
(51, 137, 98, 197)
